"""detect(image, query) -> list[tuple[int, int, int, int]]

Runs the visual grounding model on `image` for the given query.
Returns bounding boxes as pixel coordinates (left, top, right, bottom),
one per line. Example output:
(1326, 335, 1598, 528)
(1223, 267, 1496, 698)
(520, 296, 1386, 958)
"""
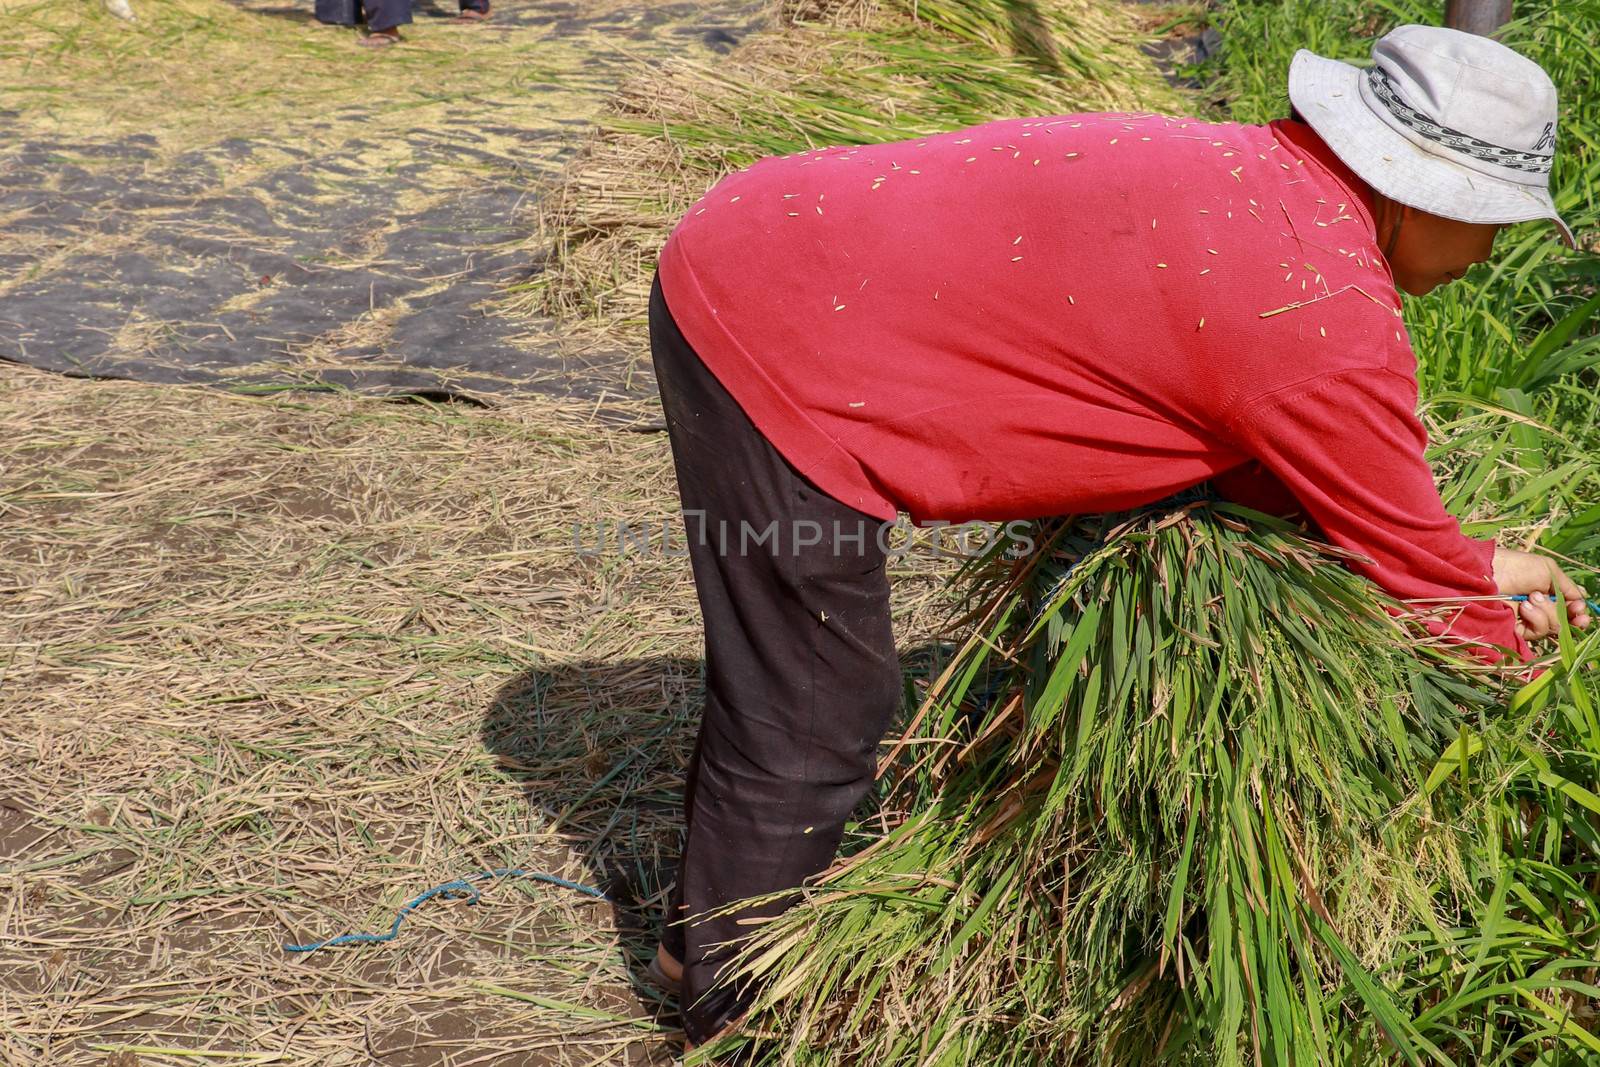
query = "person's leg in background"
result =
(646, 273, 904, 1047)
(455, 0, 491, 22)
(357, 0, 411, 45)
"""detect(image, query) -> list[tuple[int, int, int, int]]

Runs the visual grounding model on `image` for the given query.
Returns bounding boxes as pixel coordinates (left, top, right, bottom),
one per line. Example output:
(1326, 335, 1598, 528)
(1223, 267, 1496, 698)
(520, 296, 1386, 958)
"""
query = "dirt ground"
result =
(0, 0, 967, 1062)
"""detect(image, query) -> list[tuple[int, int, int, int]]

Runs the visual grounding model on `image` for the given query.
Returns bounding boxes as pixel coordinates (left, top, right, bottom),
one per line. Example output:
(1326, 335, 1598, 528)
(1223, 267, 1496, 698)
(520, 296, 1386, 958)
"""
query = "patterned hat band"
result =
(1365, 66, 1554, 175)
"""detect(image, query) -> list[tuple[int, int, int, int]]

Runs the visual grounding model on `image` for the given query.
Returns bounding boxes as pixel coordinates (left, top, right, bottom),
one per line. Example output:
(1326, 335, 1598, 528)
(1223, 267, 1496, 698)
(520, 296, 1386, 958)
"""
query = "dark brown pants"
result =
(647, 271, 903, 1043)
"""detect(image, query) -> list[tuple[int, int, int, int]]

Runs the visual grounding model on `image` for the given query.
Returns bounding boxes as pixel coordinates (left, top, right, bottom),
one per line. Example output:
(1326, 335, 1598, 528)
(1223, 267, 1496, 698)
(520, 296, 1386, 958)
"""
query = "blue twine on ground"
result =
(284, 867, 611, 954)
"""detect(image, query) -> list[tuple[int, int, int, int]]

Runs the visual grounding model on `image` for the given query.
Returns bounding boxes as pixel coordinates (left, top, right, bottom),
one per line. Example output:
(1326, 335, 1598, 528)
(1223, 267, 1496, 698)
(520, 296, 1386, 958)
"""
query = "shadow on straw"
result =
(478, 640, 953, 1032)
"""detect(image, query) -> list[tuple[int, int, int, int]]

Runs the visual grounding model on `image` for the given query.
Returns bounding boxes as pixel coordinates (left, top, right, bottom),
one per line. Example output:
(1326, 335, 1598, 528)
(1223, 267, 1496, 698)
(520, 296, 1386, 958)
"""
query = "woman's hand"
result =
(1492, 545, 1591, 642)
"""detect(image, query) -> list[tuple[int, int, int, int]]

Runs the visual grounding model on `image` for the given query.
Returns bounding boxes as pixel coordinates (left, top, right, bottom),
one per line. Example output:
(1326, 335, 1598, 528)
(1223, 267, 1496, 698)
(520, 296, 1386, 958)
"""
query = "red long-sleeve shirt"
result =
(657, 112, 1532, 667)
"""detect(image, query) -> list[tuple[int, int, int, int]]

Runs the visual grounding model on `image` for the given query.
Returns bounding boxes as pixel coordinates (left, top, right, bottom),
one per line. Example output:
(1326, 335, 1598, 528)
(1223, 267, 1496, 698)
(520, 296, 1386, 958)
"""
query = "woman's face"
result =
(1385, 204, 1504, 296)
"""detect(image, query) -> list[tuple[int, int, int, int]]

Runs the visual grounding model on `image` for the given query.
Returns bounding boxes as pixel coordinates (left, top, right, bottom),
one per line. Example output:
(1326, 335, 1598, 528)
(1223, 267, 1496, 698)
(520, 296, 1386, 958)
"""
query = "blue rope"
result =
(284, 867, 611, 954)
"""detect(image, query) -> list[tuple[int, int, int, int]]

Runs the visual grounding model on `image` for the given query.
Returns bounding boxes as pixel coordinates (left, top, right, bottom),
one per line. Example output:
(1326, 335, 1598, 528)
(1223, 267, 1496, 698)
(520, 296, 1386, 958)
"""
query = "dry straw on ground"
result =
(0, 0, 639, 151)
(0, 366, 969, 1064)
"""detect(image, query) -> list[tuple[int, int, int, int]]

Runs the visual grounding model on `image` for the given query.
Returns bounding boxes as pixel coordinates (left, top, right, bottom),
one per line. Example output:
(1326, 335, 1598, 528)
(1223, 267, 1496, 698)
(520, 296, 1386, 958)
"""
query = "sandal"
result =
(357, 28, 402, 46)
(651, 945, 750, 1055)
(453, 3, 490, 20)
(647, 944, 683, 995)
(646, 957, 681, 996)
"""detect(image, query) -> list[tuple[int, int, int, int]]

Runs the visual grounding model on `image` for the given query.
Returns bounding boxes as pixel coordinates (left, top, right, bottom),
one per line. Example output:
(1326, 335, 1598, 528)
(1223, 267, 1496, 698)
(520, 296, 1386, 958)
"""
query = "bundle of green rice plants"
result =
(699, 493, 1511, 1067)
(516, 0, 1184, 328)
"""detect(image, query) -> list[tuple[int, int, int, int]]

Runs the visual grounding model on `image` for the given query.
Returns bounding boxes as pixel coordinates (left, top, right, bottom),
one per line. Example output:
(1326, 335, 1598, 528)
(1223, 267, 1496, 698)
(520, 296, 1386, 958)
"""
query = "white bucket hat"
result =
(1288, 24, 1575, 248)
